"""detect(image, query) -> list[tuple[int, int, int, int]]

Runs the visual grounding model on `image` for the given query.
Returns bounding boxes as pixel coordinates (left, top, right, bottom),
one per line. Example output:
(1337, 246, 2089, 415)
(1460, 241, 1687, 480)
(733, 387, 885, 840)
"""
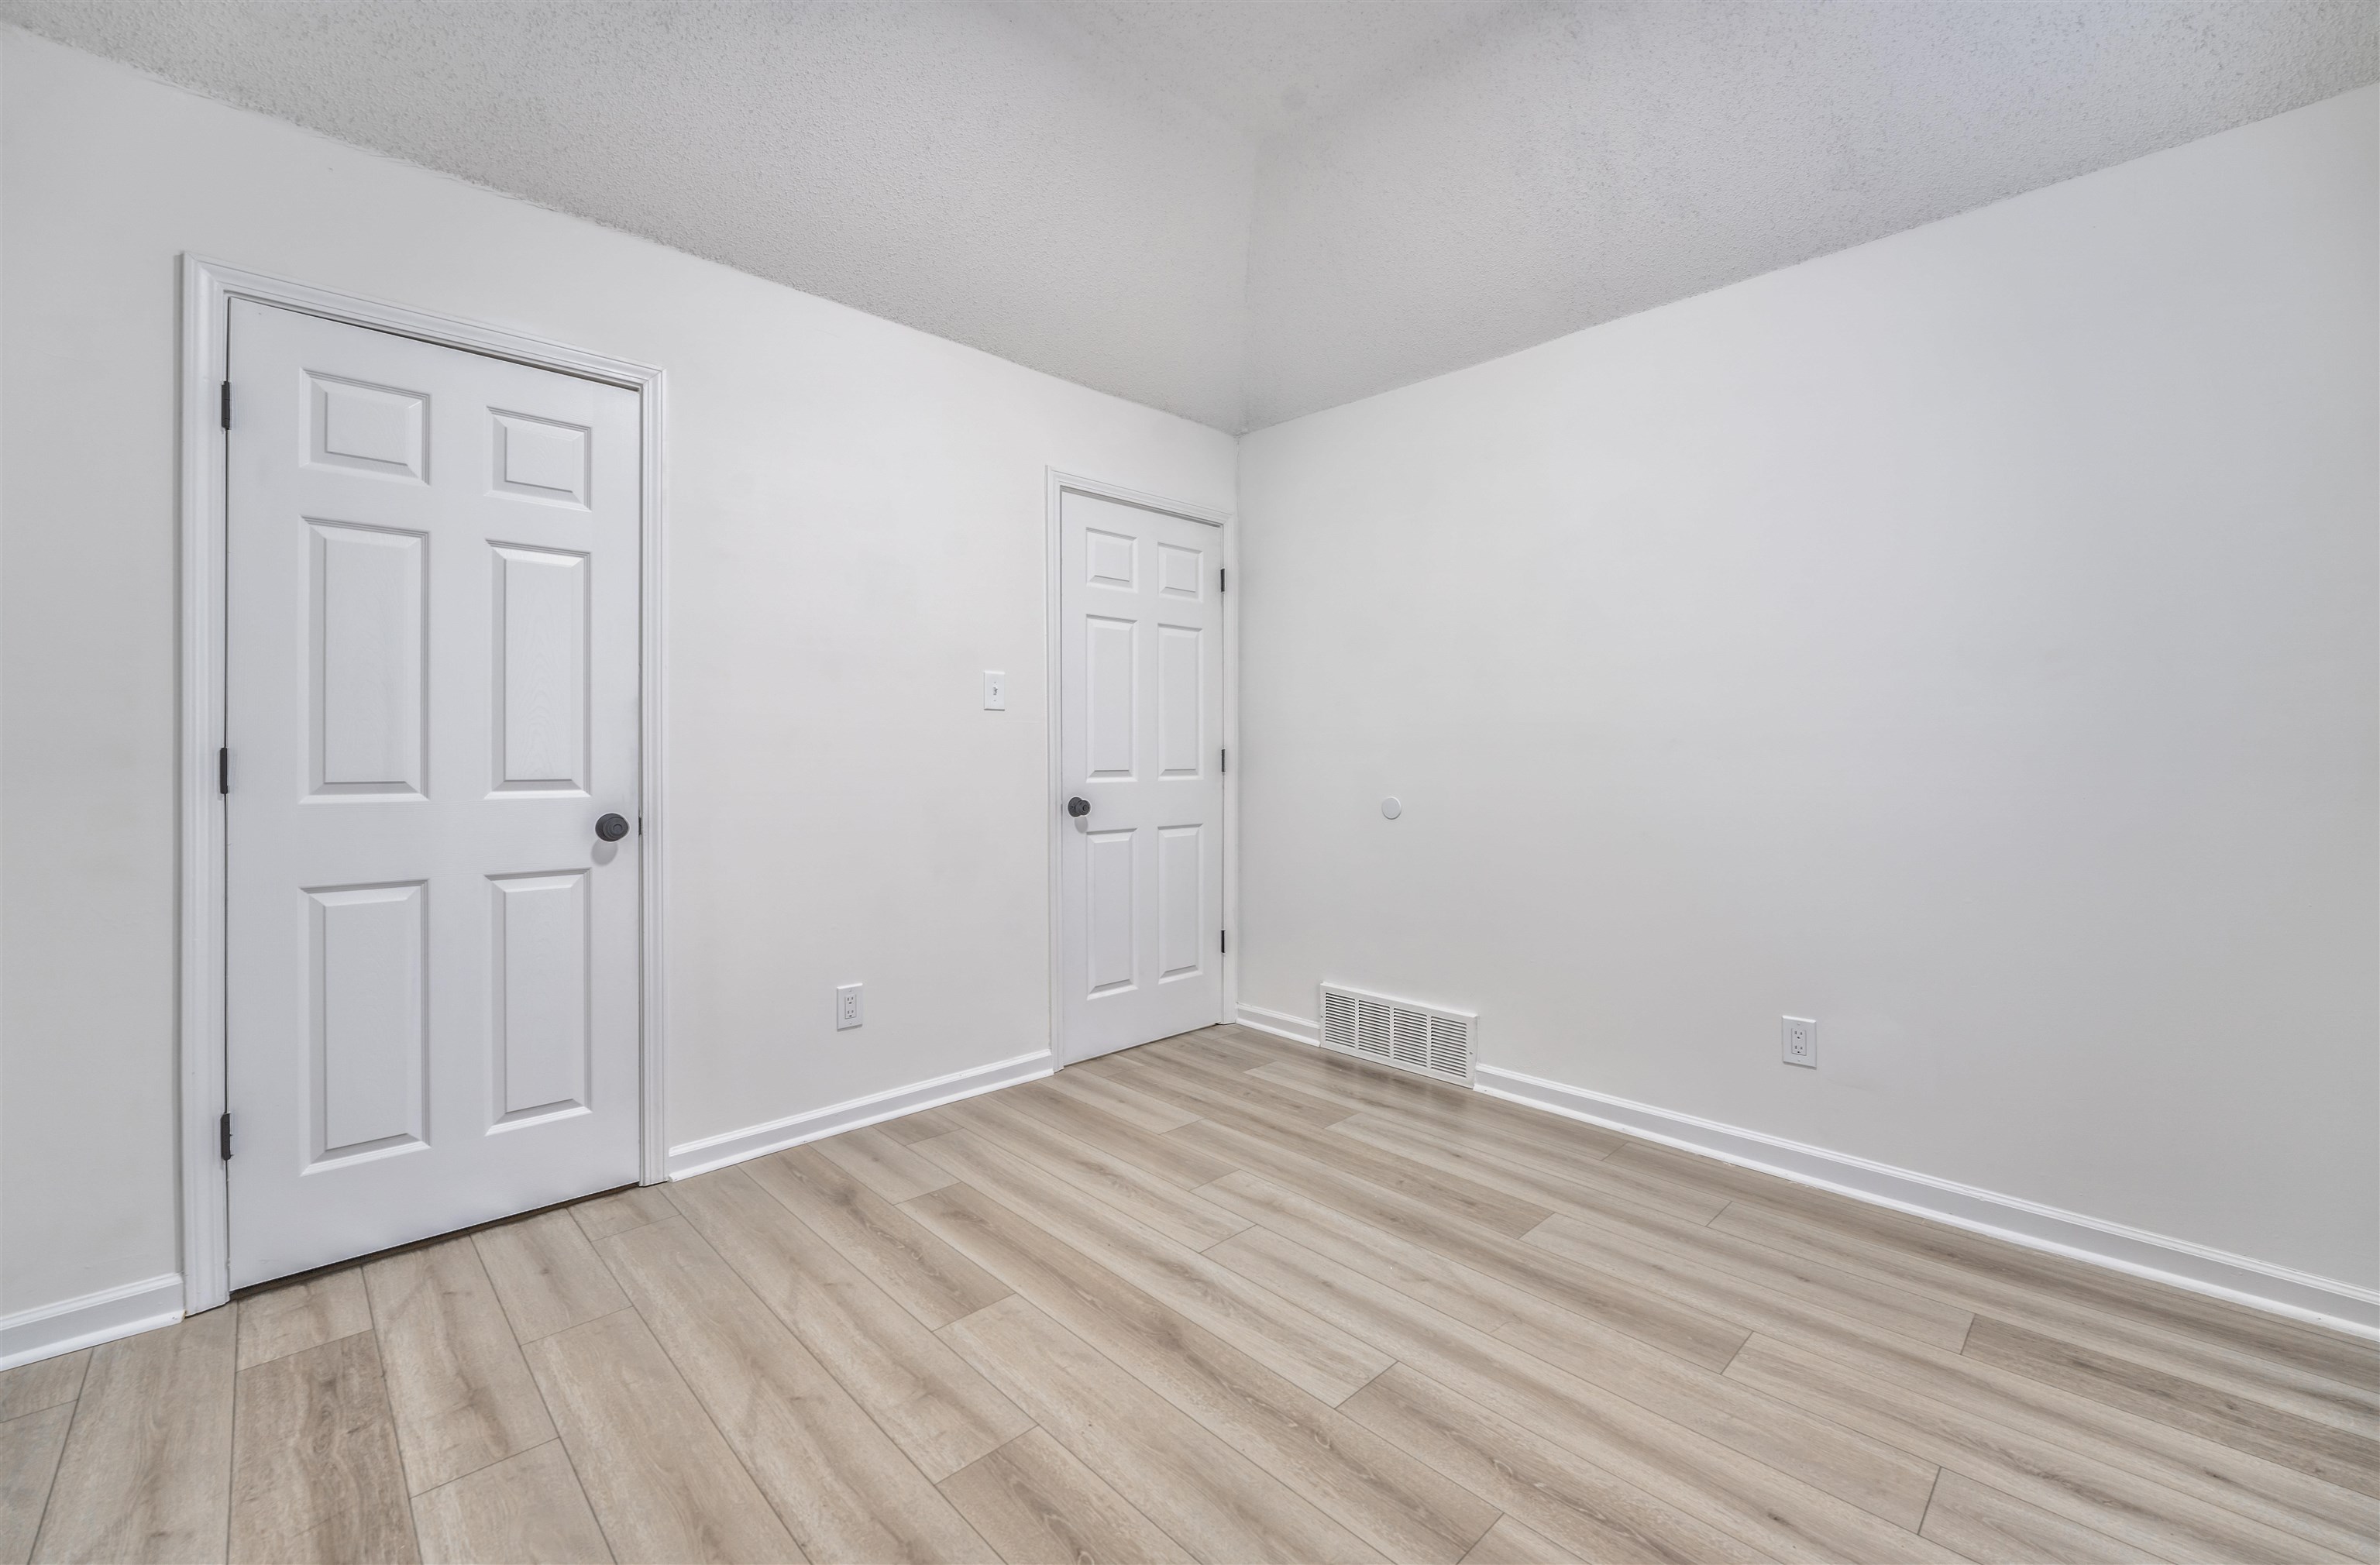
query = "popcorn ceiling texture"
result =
(2, 2, 1266, 428)
(1240, 2, 2380, 426)
(8, 2, 2372, 431)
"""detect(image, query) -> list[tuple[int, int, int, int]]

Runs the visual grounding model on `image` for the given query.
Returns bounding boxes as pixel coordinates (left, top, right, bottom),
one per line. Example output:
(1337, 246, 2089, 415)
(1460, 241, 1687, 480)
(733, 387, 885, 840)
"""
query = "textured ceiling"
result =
(8, 2, 2374, 431)
(4, 1, 1266, 427)
(1242, 2, 2380, 424)
(1030, 2, 1513, 139)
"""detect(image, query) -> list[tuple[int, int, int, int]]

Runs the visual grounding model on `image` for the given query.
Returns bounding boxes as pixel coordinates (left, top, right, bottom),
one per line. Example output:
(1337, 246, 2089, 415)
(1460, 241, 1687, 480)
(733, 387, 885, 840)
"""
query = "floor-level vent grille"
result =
(1319, 985, 1474, 1086)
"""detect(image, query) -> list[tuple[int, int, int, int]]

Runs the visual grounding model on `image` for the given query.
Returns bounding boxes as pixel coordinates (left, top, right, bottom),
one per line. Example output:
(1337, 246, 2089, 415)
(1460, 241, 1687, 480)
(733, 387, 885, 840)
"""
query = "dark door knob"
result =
(595, 813, 631, 842)
(1067, 796, 1090, 818)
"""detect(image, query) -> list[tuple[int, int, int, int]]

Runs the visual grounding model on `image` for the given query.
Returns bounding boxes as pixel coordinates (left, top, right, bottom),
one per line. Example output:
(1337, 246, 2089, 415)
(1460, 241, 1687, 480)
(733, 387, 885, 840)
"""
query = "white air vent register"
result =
(1318, 984, 1474, 1086)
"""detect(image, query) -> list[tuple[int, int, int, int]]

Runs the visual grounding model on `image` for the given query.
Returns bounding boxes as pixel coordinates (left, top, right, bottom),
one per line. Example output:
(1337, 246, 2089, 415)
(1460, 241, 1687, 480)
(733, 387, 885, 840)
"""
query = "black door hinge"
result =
(1219, 930, 1229, 954)
(220, 381, 232, 431)
(218, 747, 229, 795)
(1219, 568, 1226, 593)
(1220, 748, 1227, 774)
(219, 1112, 233, 1161)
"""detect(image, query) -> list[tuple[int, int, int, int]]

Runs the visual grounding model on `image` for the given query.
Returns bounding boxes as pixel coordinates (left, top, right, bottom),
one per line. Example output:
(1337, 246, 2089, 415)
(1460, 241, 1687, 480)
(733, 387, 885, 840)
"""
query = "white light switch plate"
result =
(1781, 1015, 1816, 1068)
(982, 671, 1006, 710)
(836, 984, 864, 1030)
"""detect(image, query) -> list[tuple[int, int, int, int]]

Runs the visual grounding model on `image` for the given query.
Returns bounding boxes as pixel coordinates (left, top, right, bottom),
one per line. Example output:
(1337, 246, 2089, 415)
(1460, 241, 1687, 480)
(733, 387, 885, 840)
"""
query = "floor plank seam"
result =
(222, 1330, 241, 1565)
(1735, 1327, 2368, 1560)
(22, 1370, 86, 1562)
(500, 1262, 619, 1565)
(609, 1243, 818, 1556)
(1333, 1359, 1396, 1412)
(543, 1433, 624, 1565)
(674, 1170, 1018, 1522)
(368, 1327, 427, 1563)
(1472, 1282, 1939, 1536)
(1732, 1210, 2380, 1432)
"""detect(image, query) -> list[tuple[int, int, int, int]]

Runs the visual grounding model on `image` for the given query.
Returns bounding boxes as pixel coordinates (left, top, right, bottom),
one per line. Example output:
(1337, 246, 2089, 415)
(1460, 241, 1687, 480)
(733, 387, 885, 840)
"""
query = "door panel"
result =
(1155, 542, 1201, 599)
(227, 301, 641, 1288)
(1059, 490, 1225, 1058)
(491, 871, 590, 1123)
(310, 522, 427, 796)
(490, 411, 591, 505)
(1085, 527, 1136, 588)
(1157, 625, 1202, 776)
(1086, 829, 1137, 995)
(308, 882, 427, 1160)
(1156, 826, 1204, 981)
(491, 545, 590, 792)
(306, 372, 427, 480)
(1085, 617, 1137, 778)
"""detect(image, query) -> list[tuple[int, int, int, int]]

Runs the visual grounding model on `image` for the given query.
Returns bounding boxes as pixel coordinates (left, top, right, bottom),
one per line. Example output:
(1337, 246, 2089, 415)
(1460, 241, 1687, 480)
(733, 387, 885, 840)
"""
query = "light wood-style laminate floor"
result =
(9, 1024, 2376, 1563)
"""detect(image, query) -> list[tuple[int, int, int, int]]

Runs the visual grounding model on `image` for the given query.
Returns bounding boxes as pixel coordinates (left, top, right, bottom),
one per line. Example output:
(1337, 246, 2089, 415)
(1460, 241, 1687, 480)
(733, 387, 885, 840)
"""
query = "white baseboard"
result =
(7, 1054, 1064, 1366)
(1474, 1063, 2379, 1340)
(1233, 1003, 1319, 1047)
(1, 1273, 185, 1369)
(666, 1050, 1054, 1179)
(1233, 1003, 2374, 1337)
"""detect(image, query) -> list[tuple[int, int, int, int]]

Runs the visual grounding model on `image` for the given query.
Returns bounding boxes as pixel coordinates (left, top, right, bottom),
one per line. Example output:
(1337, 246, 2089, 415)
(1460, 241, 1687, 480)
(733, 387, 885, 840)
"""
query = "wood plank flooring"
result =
(7, 1024, 2375, 1563)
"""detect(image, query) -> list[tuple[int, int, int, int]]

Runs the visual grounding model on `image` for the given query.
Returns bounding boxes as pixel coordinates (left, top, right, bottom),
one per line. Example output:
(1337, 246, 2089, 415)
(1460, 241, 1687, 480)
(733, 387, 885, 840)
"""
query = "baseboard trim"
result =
(1233, 1004, 2375, 1336)
(666, 1050, 1054, 1179)
(1473, 1063, 2378, 1339)
(1, 1273, 185, 1369)
(1233, 1003, 1320, 1047)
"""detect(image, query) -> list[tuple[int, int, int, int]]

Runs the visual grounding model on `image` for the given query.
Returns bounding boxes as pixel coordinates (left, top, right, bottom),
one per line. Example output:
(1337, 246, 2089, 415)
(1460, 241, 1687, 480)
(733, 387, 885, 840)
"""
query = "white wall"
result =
(1237, 88, 2378, 1295)
(0, 30, 1234, 1321)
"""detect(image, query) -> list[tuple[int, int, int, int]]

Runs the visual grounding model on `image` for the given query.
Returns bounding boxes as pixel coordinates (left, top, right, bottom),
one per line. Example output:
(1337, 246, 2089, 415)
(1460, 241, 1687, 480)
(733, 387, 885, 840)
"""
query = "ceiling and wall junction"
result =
(9, 0, 2373, 429)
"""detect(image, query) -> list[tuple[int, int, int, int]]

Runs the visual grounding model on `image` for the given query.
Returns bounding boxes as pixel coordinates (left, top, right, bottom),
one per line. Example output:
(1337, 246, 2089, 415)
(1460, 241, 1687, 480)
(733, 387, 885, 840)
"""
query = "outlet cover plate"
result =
(836, 984, 864, 1030)
(1781, 1015, 1816, 1068)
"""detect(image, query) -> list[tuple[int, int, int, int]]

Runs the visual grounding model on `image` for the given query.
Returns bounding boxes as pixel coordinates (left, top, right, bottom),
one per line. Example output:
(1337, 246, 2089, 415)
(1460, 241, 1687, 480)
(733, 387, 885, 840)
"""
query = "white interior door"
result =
(225, 301, 642, 1288)
(1058, 490, 1226, 1060)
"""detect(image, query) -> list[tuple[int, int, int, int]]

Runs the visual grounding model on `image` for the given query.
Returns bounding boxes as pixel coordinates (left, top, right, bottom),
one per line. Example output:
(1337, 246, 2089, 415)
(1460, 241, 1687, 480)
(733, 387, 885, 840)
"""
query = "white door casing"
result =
(223, 301, 644, 1288)
(1057, 488, 1228, 1060)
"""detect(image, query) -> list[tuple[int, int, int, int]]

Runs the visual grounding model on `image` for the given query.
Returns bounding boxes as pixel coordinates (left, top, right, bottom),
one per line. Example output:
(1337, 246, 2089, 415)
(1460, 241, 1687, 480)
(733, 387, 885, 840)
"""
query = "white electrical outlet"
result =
(982, 671, 1006, 710)
(1781, 1015, 1816, 1068)
(836, 984, 864, 1030)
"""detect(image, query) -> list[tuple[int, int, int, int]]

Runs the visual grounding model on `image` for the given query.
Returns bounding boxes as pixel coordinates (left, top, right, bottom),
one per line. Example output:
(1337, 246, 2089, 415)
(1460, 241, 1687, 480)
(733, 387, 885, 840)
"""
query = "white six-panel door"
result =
(225, 301, 642, 1288)
(1059, 490, 1226, 1059)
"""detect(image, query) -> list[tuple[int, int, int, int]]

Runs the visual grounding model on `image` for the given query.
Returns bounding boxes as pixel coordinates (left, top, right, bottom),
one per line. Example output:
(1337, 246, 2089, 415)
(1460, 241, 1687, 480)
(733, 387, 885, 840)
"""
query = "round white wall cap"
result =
(1381, 796, 1402, 820)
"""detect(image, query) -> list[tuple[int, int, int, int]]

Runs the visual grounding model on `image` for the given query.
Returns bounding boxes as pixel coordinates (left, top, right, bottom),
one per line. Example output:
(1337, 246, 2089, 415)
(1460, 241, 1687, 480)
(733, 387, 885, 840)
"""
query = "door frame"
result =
(177, 256, 669, 1314)
(1043, 470, 1238, 1067)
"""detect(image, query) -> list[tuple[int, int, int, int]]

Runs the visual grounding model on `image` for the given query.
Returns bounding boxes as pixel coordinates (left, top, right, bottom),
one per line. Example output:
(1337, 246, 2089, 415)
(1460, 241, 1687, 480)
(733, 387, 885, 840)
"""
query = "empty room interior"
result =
(2, 1, 2376, 1560)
